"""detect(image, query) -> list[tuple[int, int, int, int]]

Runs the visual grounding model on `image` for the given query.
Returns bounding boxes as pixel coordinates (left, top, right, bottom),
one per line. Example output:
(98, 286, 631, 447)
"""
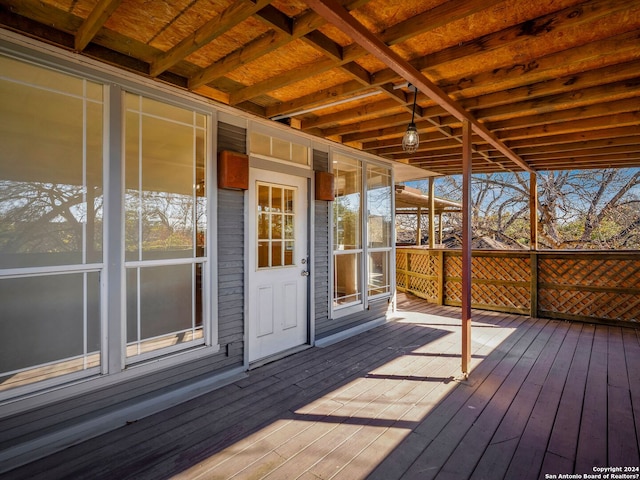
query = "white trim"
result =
(250, 157, 313, 179)
(124, 257, 207, 268)
(0, 264, 103, 278)
(126, 336, 206, 365)
(208, 110, 219, 349)
(218, 110, 247, 129)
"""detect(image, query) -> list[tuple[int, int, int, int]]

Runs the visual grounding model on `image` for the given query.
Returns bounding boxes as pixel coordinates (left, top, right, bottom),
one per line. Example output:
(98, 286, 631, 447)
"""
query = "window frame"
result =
(330, 151, 394, 318)
(0, 54, 107, 398)
(0, 47, 219, 401)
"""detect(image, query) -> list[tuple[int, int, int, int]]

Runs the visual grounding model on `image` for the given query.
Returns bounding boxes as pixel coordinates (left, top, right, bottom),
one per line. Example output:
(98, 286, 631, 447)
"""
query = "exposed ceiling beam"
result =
(150, 0, 274, 78)
(305, 0, 533, 173)
(74, 0, 122, 51)
(188, 0, 371, 89)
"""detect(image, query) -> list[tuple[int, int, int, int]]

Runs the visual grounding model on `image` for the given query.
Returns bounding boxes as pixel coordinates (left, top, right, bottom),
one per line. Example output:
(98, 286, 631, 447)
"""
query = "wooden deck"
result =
(3, 293, 639, 480)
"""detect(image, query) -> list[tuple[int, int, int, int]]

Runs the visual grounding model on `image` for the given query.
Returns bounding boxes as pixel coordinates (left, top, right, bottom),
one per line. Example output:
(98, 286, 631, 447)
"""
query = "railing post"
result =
(530, 251, 538, 318)
(405, 250, 410, 295)
(438, 250, 444, 305)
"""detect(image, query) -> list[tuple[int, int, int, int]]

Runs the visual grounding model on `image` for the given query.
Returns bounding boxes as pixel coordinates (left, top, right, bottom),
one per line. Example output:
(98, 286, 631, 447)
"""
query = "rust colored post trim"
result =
(461, 120, 472, 376)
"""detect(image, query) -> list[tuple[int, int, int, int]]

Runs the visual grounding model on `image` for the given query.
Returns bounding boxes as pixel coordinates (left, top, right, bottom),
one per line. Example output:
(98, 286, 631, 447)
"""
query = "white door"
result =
(248, 168, 309, 362)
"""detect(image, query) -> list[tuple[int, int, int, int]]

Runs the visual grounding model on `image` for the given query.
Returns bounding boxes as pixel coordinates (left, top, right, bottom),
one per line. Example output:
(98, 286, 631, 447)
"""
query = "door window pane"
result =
(256, 183, 296, 269)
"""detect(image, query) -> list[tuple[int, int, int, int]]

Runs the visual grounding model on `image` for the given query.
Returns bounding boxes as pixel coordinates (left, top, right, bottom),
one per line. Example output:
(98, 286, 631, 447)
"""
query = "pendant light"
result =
(402, 84, 419, 153)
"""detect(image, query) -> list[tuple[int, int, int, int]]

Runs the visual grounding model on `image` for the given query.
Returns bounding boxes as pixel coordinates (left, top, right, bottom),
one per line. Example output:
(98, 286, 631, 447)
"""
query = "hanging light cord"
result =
(410, 87, 417, 124)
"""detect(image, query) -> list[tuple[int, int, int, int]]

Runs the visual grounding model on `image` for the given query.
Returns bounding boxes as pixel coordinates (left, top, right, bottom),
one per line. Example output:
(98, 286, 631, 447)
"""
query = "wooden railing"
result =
(396, 247, 640, 327)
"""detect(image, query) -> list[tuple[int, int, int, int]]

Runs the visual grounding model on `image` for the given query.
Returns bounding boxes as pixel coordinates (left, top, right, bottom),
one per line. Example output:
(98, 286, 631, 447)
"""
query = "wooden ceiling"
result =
(1, 0, 639, 176)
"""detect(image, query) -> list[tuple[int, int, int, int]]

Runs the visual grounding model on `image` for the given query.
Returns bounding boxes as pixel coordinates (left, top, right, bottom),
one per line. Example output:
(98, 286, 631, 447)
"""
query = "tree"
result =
(406, 168, 640, 250)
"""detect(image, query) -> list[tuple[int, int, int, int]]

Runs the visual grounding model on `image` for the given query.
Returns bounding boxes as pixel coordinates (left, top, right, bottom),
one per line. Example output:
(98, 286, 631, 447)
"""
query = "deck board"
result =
(2, 293, 639, 480)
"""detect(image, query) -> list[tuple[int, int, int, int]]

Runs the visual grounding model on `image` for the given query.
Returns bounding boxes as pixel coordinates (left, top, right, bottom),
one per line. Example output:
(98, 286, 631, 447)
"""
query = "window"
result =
(332, 153, 392, 312)
(250, 131, 310, 167)
(0, 55, 104, 391)
(257, 183, 296, 268)
(0, 53, 214, 397)
(367, 165, 393, 297)
(124, 93, 207, 362)
(333, 155, 362, 307)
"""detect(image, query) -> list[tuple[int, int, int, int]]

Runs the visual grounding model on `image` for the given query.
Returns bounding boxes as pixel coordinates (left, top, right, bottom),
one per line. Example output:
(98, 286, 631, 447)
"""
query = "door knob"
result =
(301, 270, 310, 277)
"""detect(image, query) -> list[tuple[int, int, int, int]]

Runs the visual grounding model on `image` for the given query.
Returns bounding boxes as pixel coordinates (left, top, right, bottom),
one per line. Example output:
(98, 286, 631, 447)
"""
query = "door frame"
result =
(244, 157, 315, 368)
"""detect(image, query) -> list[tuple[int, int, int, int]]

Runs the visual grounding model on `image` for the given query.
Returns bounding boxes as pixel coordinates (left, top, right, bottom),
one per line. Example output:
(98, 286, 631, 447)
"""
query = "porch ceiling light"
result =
(402, 84, 419, 154)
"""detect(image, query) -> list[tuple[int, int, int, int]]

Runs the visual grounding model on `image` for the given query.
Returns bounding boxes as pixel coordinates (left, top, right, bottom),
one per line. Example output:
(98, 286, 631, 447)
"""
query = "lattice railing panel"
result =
(444, 280, 461, 304)
(473, 283, 530, 310)
(539, 289, 640, 322)
(396, 269, 407, 289)
(408, 252, 439, 277)
(396, 248, 640, 325)
(539, 257, 640, 288)
(473, 256, 530, 282)
(538, 255, 640, 322)
(409, 276, 438, 301)
(444, 255, 461, 279)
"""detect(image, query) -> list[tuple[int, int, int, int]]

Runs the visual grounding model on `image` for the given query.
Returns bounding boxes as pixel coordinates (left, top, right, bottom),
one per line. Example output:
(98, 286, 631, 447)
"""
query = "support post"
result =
(438, 212, 443, 244)
(461, 120, 472, 377)
(530, 172, 538, 250)
(428, 177, 435, 249)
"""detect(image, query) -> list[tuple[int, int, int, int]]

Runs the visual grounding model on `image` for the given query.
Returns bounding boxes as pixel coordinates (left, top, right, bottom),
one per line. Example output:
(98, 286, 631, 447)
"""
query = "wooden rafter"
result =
(305, 0, 532, 172)
(74, 0, 122, 51)
(149, 0, 274, 78)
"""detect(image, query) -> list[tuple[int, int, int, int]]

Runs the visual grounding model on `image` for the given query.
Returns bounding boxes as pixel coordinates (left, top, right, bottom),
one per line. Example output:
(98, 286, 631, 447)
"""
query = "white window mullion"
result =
(82, 79, 88, 266)
(136, 267, 141, 356)
(83, 271, 88, 369)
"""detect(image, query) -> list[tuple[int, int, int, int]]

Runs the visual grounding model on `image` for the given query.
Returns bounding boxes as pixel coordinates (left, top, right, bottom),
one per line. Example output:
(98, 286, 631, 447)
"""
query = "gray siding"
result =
(217, 122, 247, 361)
(313, 150, 330, 335)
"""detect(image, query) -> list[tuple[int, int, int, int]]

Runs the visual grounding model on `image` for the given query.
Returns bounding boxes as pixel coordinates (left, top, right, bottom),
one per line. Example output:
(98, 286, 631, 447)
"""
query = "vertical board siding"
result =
(313, 150, 330, 335)
(217, 122, 247, 360)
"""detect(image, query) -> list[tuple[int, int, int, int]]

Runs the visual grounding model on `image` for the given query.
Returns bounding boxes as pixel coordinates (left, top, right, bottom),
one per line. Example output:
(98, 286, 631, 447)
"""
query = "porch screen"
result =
(124, 93, 207, 362)
(0, 55, 103, 392)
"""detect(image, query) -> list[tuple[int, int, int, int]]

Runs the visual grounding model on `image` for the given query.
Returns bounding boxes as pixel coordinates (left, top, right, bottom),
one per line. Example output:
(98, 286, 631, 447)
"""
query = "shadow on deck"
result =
(3, 293, 639, 479)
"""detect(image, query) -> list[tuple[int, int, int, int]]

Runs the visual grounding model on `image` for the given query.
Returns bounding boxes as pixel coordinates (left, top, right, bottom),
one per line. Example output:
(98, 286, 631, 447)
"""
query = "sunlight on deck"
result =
(173, 308, 518, 480)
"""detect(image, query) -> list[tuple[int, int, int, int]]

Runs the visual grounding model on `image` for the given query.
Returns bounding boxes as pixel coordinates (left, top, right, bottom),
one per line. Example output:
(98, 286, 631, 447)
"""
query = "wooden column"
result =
(529, 172, 538, 318)
(461, 120, 472, 377)
(438, 212, 443, 244)
(428, 177, 435, 249)
(530, 171, 538, 250)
